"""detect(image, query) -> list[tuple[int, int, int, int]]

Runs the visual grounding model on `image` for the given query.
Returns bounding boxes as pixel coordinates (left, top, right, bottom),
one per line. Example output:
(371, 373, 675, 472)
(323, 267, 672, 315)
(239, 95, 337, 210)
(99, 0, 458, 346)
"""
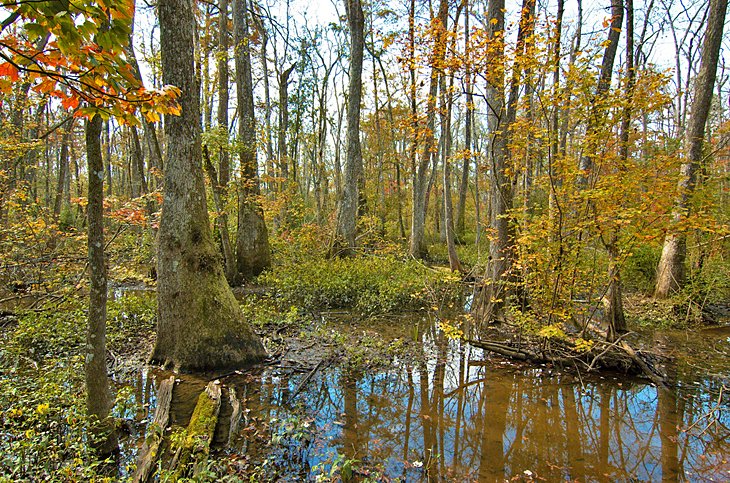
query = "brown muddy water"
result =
(117, 317, 730, 482)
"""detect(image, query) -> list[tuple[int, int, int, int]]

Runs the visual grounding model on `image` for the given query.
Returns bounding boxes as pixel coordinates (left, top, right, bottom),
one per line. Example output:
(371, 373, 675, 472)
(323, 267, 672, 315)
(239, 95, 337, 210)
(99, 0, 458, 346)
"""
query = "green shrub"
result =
(261, 256, 454, 315)
(623, 244, 660, 294)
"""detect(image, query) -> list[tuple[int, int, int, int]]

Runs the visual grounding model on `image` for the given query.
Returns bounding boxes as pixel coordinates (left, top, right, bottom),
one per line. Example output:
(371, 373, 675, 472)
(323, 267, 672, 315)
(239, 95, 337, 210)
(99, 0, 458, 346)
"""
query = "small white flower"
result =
(412, 461, 423, 468)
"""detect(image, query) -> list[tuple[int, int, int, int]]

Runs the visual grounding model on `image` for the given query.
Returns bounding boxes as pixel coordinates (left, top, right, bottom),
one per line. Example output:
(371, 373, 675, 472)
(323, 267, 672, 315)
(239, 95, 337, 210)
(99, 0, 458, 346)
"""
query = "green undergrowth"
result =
(260, 255, 461, 316)
(0, 293, 156, 481)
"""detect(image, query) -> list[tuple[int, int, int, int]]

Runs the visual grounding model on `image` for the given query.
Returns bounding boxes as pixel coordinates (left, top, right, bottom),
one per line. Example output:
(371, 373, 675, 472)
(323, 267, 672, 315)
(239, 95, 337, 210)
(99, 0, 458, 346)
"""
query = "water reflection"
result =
(129, 321, 729, 481)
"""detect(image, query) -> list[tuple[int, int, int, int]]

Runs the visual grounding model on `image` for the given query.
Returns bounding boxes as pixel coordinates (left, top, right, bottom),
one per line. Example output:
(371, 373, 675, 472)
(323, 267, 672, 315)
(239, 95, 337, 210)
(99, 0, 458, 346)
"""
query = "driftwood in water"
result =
(227, 387, 243, 446)
(133, 375, 175, 483)
(467, 331, 668, 388)
(586, 323, 669, 389)
(134, 378, 224, 481)
(169, 380, 222, 478)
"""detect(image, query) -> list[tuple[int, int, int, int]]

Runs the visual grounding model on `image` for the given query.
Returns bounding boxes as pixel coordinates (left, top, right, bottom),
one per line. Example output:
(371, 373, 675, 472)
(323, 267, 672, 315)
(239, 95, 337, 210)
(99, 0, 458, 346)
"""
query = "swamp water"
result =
(118, 318, 730, 482)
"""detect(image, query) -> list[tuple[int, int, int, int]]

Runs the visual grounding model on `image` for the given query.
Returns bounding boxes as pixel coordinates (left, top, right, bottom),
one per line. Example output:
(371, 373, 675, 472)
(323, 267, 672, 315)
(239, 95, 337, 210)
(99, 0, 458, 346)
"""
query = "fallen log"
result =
(289, 356, 329, 402)
(167, 380, 222, 479)
(585, 323, 669, 389)
(467, 332, 669, 388)
(133, 375, 175, 483)
(465, 339, 540, 362)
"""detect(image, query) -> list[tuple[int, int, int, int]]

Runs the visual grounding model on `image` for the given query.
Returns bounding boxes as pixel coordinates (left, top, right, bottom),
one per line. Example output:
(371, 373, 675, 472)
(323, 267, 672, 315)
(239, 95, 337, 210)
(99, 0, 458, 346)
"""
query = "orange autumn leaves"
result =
(0, 0, 180, 124)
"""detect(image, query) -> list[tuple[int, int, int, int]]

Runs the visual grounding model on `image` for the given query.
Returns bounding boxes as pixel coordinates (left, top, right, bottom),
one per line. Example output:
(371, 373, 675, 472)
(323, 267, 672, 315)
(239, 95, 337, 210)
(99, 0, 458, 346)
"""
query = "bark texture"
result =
(234, 0, 271, 279)
(655, 0, 728, 298)
(152, 0, 266, 371)
(85, 114, 117, 457)
(334, 0, 364, 256)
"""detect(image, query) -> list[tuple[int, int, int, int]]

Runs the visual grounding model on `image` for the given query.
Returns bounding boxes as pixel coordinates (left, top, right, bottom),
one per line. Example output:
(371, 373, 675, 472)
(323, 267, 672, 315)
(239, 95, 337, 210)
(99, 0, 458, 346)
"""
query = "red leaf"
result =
(0, 63, 20, 81)
(61, 95, 80, 110)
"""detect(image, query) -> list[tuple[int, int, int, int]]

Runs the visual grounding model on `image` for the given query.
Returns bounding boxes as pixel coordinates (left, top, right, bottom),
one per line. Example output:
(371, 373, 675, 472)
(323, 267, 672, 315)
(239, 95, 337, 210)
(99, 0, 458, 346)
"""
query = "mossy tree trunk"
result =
(152, 0, 266, 371)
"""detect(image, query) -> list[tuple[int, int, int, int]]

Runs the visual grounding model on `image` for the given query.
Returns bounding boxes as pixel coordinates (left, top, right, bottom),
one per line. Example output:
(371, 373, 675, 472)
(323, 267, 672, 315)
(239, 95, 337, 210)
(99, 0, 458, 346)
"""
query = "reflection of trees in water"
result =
(134, 329, 728, 480)
(323, 350, 724, 480)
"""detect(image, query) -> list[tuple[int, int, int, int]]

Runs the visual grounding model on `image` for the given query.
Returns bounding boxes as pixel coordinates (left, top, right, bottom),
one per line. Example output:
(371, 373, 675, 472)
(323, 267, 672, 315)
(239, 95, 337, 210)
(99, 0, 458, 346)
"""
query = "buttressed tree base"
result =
(152, 0, 266, 371)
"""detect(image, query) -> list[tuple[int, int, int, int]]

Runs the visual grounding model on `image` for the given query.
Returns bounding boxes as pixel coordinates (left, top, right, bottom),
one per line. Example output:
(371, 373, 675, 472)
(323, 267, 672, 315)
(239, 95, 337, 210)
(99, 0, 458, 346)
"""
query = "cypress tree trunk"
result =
(214, 0, 236, 283)
(152, 0, 266, 371)
(655, 0, 728, 298)
(234, 0, 271, 280)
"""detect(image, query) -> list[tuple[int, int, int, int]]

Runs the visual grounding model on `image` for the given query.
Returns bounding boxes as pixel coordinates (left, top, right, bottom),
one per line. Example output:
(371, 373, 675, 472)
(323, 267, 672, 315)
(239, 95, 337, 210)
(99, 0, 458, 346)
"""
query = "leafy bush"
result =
(2, 307, 101, 480)
(623, 243, 660, 294)
(0, 353, 110, 481)
(261, 256, 454, 315)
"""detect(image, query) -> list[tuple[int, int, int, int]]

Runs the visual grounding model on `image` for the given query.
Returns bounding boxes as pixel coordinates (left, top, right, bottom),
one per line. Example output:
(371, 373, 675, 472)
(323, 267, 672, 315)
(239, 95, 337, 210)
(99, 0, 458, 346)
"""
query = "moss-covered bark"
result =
(172, 382, 222, 478)
(152, 0, 266, 371)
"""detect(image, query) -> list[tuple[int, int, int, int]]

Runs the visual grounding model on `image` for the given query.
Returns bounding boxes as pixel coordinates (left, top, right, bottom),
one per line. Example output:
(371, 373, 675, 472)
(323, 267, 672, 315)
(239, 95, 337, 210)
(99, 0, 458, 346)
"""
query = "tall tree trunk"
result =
(439, 10, 461, 273)
(410, 0, 448, 259)
(278, 64, 295, 183)
(104, 120, 113, 197)
(217, 0, 230, 188)
(548, 0, 564, 242)
(85, 114, 117, 457)
(655, 0, 728, 298)
(234, 0, 271, 280)
(407, 0, 419, 255)
(130, 126, 148, 196)
(333, 0, 364, 256)
(578, 0, 623, 184)
(126, 23, 162, 192)
(53, 122, 73, 218)
(214, 0, 235, 282)
(258, 24, 275, 192)
(204, 147, 236, 284)
(456, 0, 472, 238)
(152, 0, 266, 370)
(473, 0, 532, 322)
(603, 0, 635, 340)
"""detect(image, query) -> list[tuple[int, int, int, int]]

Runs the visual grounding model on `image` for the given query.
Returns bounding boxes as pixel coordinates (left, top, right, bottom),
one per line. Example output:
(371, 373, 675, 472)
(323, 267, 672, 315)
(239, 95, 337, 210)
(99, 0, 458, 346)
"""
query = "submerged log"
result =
(134, 378, 225, 481)
(133, 375, 175, 483)
(170, 380, 222, 478)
